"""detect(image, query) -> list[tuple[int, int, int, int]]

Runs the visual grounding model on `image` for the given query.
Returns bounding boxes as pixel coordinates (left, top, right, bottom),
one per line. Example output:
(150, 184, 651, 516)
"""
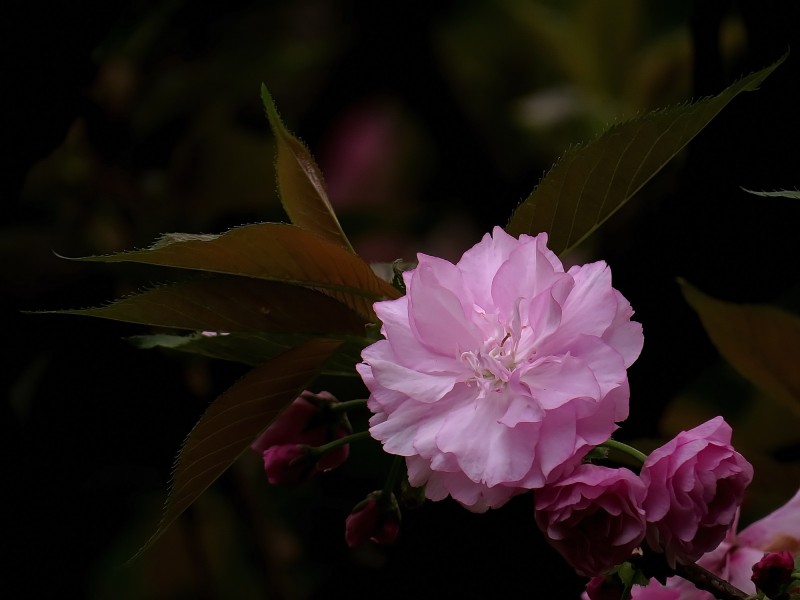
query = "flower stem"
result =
(330, 399, 368, 413)
(310, 430, 371, 457)
(675, 562, 749, 600)
(600, 439, 648, 465)
(379, 455, 405, 506)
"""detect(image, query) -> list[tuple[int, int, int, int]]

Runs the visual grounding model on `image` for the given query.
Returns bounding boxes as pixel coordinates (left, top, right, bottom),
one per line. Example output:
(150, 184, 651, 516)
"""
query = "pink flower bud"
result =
(262, 444, 313, 485)
(535, 464, 647, 577)
(640, 417, 753, 567)
(585, 575, 626, 600)
(751, 551, 795, 598)
(345, 492, 401, 548)
(251, 391, 351, 484)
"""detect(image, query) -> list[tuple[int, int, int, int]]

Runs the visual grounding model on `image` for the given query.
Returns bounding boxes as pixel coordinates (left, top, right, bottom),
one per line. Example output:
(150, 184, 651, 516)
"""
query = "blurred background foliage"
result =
(4, 1, 800, 598)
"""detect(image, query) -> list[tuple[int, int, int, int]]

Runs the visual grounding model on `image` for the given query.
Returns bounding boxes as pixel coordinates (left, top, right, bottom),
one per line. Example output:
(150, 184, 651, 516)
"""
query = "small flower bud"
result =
(752, 551, 795, 599)
(262, 444, 314, 485)
(345, 492, 401, 548)
(585, 575, 625, 600)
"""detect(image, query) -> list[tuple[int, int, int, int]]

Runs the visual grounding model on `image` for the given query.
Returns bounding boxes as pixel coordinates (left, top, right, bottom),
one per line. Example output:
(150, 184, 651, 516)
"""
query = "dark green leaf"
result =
(129, 331, 366, 376)
(507, 54, 786, 255)
(680, 279, 800, 414)
(133, 338, 342, 559)
(741, 188, 800, 199)
(261, 85, 354, 252)
(51, 277, 365, 335)
(67, 222, 400, 321)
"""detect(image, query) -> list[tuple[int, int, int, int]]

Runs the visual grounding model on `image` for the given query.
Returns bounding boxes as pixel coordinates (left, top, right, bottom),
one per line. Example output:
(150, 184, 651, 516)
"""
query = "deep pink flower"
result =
(626, 480, 800, 598)
(251, 391, 350, 484)
(535, 464, 647, 576)
(345, 492, 401, 548)
(640, 417, 753, 567)
(357, 227, 643, 511)
(752, 551, 795, 598)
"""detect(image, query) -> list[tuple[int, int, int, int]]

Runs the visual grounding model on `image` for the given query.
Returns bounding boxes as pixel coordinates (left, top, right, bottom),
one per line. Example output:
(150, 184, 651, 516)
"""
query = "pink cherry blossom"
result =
(535, 464, 647, 576)
(640, 417, 754, 567)
(357, 227, 643, 511)
(625, 486, 800, 599)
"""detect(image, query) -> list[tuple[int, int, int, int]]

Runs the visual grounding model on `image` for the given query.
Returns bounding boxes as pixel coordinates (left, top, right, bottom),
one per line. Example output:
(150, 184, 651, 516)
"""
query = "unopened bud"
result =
(345, 492, 401, 548)
(752, 551, 795, 599)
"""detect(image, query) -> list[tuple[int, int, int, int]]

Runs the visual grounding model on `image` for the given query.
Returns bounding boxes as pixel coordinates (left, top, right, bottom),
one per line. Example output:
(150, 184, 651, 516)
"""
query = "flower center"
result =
(461, 303, 529, 393)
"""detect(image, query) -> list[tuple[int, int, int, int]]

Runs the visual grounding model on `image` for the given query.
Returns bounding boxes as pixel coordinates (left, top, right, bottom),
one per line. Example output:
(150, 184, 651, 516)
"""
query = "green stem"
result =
(330, 399, 368, 413)
(600, 439, 648, 465)
(309, 430, 371, 457)
(379, 456, 405, 505)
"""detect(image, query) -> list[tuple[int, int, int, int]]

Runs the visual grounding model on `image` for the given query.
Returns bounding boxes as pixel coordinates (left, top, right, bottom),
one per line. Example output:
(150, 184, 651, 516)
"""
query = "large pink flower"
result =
(640, 417, 754, 567)
(357, 227, 643, 511)
(535, 464, 647, 576)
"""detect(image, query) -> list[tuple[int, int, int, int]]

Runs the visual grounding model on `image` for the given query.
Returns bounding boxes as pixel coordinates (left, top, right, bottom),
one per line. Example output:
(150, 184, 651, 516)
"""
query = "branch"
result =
(675, 562, 749, 600)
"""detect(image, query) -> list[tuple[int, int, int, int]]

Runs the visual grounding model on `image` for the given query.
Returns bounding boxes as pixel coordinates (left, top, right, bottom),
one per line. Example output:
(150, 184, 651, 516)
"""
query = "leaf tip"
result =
(52, 249, 82, 261)
(260, 84, 282, 132)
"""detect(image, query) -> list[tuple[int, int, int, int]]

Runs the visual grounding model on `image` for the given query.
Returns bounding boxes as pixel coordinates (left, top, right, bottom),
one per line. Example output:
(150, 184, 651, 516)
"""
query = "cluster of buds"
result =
(252, 391, 403, 549)
(251, 391, 352, 485)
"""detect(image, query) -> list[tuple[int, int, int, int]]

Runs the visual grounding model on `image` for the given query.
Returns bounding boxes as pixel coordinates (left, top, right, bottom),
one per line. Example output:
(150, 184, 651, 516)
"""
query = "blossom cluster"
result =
(620, 486, 800, 599)
(538, 417, 752, 577)
(252, 229, 791, 591)
(355, 228, 754, 576)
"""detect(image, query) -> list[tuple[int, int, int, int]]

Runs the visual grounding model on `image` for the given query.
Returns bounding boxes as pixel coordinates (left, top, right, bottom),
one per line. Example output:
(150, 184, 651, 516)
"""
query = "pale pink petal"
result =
(435, 394, 538, 486)
(490, 240, 564, 317)
(520, 354, 601, 410)
(408, 259, 481, 355)
(555, 261, 619, 341)
(457, 226, 527, 309)
(524, 284, 568, 347)
(369, 357, 459, 403)
(725, 546, 762, 593)
(738, 487, 800, 552)
(375, 296, 460, 372)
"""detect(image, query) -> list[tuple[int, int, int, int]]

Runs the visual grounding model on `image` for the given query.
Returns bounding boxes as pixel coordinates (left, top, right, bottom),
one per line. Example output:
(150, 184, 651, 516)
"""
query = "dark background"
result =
(5, 1, 800, 598)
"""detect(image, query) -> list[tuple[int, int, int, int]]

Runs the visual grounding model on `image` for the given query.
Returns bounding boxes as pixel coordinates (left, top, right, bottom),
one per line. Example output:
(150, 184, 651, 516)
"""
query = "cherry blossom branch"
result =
(379, 455, 405, 506)
(674, 562, 748, 600)
(308, 430, 371, 457)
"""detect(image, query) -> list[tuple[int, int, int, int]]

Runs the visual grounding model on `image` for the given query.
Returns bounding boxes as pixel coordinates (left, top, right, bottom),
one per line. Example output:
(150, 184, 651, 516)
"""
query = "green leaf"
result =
(67, 222, 400, 321)
(741, 188, 800, 199)
(507, 54, 786, 255)
(132, 338, 342, 559)
(51, 276, 365, 335)
(261, 85, 354, 252)
(680, 279, 800, 414)
(129, 331, 367, 376)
